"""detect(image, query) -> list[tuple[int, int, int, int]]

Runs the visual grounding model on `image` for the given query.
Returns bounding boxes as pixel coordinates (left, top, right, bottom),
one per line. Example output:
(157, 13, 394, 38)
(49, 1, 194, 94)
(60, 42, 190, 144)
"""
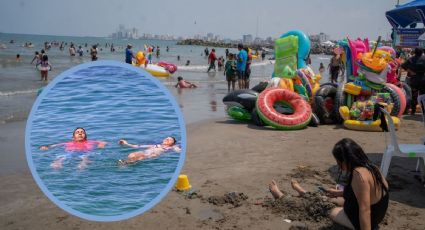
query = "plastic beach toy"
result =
(176, 174, 192, 191)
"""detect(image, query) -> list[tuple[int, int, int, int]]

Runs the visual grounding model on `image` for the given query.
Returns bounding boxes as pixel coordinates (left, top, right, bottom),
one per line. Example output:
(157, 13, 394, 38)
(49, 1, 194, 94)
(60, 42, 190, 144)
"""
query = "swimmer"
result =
(39, 127, 107, 170)
(175, 76, 197, 88)
(117, 137, 181, 165)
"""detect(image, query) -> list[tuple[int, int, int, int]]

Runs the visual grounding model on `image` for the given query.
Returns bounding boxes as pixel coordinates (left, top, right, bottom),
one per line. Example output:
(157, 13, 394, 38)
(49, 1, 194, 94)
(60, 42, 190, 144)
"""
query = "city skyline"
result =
(0, 0, 408, 40)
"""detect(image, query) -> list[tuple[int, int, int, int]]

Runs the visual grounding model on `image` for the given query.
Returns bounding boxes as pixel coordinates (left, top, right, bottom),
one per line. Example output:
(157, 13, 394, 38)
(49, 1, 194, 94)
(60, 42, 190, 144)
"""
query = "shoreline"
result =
(1, 116, 425, 229)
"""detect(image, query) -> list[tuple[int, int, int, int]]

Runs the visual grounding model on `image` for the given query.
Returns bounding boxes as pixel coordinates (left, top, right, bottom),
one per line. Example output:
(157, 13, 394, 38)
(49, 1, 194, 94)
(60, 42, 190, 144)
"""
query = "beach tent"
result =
(386, 0, 425, 28)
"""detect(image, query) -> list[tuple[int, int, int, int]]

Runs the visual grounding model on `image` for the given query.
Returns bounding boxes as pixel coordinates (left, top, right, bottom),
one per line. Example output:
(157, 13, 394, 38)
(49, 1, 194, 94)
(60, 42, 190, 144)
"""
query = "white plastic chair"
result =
(416, 94, 425, 171)
(380, 108, 425, 178)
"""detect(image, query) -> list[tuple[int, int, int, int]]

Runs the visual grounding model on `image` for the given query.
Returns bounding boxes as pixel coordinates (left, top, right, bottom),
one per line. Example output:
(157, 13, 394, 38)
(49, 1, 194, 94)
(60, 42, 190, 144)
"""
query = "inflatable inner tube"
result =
(383, 83, 406, 117)
(313, 84, 337, 124)
(222, 89, 258, 111)
(256, 88, 312, 130)
(401, 82, 412, 110)
(333, 82, 346, 123)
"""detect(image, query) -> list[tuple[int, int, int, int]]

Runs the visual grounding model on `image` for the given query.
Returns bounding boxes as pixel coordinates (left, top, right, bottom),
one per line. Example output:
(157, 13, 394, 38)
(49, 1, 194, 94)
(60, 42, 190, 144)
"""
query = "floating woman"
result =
(39, 127, 107, 170)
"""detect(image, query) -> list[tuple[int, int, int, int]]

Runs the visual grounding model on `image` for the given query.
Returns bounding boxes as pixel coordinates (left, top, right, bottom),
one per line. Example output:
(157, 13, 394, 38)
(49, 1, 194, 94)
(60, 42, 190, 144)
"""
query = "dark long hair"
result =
(332, 138, 387, 193)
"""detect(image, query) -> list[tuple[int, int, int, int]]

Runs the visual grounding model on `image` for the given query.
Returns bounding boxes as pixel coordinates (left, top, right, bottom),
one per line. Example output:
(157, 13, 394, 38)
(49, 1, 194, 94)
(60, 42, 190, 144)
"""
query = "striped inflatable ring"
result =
(297, 70, 313, 100)
(256, 88, 312, 130)
(384, 83, 406, 117)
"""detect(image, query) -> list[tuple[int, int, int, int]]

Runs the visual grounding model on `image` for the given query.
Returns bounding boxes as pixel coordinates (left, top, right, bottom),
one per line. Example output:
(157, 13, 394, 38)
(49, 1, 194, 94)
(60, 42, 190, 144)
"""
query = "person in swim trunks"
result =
(269, 138, 389, 230)
(117, 136, 181, 165)
(39, 127, 107, 170)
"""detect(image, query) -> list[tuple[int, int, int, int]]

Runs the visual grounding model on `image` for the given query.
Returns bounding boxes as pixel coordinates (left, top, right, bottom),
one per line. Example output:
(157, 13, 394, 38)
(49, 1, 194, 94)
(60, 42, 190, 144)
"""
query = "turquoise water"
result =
(29, 65, 183, 217)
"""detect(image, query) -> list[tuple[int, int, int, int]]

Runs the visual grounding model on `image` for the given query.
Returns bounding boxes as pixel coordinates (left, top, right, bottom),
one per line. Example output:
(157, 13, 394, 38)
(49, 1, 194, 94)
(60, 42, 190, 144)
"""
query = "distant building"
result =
(243, 34, 253, 44)
(309, 32, 330, 44)
(207, 33, 214, 41)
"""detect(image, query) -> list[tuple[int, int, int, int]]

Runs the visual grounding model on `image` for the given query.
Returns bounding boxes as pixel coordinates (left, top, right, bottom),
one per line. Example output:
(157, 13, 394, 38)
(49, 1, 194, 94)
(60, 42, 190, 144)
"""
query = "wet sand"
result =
(1, 115, 425, 229)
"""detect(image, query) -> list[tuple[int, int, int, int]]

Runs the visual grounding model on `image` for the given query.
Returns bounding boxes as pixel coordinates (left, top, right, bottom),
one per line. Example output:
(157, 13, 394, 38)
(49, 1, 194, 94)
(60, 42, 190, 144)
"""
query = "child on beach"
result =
(319, 62, 325, 75)
(117, 137, 181, 165)
(269, 138, 389, 230)
(175, 76, 197, 88)
(39, 127, 107, 170)
(224, 53, 237, 92)
(217, 56, 224, 71)
(36, 55, 52, 82)
(31, 51, 40, 64)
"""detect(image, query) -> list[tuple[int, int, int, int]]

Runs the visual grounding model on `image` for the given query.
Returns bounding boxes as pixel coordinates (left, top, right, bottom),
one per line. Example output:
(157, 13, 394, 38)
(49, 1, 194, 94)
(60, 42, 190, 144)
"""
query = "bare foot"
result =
(269, 180, 284, 199)
(291, 179, 307, 196)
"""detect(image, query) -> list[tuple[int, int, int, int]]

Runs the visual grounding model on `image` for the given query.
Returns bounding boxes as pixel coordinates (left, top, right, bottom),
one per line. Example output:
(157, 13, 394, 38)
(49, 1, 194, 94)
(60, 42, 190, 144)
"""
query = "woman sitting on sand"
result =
(269, 138, 389, 230)
(39, 127, 107, 170)
(117, 137, 181, 165)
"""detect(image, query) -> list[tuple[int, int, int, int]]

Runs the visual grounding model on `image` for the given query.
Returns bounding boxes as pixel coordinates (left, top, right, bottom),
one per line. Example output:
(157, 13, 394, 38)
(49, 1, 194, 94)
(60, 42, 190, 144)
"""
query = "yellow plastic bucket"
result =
(175, 174, 192, 191)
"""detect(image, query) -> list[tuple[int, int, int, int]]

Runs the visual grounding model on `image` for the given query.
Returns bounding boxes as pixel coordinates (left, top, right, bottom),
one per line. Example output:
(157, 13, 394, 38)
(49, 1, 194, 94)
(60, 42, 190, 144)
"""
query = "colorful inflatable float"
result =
(223, 30, 321, 130)
(312, 36, 408, 131)
(132, 51, 176, 77)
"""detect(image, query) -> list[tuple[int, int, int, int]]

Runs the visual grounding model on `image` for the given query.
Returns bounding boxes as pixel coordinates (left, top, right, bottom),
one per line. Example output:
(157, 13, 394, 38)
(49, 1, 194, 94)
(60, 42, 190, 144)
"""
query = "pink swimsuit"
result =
(64, 140, 100, 152)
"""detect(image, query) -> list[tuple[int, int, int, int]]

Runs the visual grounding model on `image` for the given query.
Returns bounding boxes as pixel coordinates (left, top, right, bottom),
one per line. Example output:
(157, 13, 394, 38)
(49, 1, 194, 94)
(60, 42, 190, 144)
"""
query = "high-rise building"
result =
(243, 34, 253, 44)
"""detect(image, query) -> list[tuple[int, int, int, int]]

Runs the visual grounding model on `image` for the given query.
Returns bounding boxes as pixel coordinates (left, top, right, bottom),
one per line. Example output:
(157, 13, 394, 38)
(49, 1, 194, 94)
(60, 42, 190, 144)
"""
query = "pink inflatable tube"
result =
(158, 61, 178, 74)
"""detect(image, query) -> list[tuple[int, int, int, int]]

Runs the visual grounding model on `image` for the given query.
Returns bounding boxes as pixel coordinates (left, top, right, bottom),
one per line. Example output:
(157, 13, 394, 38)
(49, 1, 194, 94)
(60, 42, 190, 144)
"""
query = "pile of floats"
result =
(132, 51, 177, 77)
(223, 30, 410, 132)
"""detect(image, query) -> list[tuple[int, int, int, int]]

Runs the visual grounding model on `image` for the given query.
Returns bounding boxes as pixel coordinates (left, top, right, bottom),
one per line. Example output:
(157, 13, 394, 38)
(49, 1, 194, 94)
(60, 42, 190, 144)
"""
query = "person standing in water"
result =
(207, 49, 217, 72)
(90, 45, 98, 61)
(36, 55, 52, 82)
(236, 44, 248, 89)
(125, 44, 135, 64)
(39, 127, 107, 170)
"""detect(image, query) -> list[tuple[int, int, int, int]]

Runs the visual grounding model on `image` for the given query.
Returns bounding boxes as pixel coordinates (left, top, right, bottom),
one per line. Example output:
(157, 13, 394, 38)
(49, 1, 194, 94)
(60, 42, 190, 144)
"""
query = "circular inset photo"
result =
(25, 61, 186, 221)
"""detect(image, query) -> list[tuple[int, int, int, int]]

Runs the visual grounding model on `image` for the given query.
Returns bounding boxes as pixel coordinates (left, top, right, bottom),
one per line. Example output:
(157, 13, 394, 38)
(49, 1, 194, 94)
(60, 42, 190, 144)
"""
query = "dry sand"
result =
(1, 114, 425, 229)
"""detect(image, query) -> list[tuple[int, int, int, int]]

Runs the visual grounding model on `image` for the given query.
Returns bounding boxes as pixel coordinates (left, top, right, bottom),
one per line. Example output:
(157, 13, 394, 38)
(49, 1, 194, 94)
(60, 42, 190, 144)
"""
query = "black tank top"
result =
(343, 177, 389, 230)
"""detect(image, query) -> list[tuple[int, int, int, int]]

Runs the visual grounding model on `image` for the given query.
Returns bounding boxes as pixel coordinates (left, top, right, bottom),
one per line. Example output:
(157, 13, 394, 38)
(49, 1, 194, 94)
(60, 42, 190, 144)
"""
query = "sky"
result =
(0, 0, 410, 40)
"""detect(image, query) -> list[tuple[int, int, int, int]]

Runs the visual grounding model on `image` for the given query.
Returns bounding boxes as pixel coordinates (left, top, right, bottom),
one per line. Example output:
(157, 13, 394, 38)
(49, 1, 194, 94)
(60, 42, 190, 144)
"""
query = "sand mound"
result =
(207, 192, 248, 207)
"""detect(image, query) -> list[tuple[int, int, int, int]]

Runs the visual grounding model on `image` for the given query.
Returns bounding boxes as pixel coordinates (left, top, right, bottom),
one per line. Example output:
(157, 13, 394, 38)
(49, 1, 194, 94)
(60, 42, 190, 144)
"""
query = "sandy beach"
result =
(1, 114, 425, 229)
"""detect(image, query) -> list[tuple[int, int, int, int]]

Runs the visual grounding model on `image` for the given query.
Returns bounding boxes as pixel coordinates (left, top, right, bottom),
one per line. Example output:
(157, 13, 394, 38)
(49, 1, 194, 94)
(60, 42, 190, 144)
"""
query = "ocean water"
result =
(0, 33, 331, 124)
(28, 64, 183, 218)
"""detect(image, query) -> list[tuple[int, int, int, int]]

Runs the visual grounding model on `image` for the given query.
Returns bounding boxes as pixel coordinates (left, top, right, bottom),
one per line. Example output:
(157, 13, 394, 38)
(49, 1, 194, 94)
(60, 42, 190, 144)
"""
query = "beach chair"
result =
(380, 108, 425, 178)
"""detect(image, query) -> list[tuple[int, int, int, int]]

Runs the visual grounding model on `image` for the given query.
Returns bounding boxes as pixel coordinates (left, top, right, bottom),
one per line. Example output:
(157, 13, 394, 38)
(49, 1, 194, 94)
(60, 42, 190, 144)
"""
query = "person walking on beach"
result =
(225, 49, 229, 59)
(207, 49, 217, 72)
(175, 76, 197, 88)
(90, 45, 98, 61)
(236, 44, 248, 89)
(36, 55, 52, 82)
(125, 44, 135, 64)
(204, 47, 209, 57)
(401, 47, 425, 115)
(117, 137, 181, 165)
(224, 53, 237, 92)
(39, 127, 107, 170)
(217, 56, 224, 71)
(269, 138, 389, 230)
(328, 53, 343, 84)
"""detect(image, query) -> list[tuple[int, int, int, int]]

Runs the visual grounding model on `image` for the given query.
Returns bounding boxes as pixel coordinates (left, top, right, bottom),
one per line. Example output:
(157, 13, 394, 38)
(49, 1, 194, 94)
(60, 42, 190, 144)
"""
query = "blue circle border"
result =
(25, 60, 187, 222)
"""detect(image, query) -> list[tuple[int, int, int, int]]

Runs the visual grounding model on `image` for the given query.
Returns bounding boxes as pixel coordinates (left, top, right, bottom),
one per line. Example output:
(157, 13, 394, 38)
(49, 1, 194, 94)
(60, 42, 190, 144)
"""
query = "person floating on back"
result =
(39, 127, 107, 170)
(117, 137, 181, 165)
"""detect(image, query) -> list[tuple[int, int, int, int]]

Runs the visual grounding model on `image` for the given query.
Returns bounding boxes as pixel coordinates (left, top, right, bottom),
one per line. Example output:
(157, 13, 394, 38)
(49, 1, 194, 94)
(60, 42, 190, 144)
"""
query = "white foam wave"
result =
(0, 89, 38, 96)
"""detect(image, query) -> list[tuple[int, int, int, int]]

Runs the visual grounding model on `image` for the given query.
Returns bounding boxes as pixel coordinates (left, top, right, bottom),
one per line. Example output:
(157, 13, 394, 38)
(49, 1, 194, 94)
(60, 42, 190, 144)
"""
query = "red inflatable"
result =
(256, 88, 312, 130)
(158, 61, 178, 74)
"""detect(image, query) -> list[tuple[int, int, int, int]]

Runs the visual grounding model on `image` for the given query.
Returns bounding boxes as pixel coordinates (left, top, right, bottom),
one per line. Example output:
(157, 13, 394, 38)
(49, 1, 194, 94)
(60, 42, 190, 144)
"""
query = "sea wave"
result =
(0, 89, 38, 97)
(176, 60, 273, 72)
